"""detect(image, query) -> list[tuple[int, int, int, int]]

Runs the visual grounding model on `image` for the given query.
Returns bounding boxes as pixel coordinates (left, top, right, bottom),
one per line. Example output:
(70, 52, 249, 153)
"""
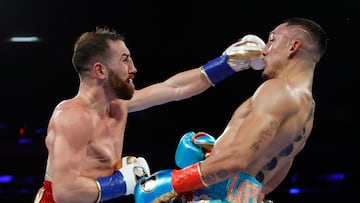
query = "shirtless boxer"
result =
(134, 17, 328, 203)
(34, 26, 265, 203)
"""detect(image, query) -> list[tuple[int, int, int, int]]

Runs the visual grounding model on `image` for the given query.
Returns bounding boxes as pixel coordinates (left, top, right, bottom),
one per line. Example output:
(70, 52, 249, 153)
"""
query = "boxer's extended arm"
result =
(127, 34, 265, 113)
(95, 156, 150, 202)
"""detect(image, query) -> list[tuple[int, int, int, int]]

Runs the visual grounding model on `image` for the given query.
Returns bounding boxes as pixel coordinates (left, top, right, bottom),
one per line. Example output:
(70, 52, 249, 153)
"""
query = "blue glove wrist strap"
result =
(96, 170, 127, 201)
(202, 55, 235, 85)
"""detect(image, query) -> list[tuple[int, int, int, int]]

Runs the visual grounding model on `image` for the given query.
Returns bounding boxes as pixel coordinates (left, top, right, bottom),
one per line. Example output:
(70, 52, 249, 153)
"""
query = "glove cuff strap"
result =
(95, 180, 102, 203)
(96, 170, 127, 201)
(200, 67, 215, 86)
(201, 55, 235, 85)
(172, 163, 208, 193)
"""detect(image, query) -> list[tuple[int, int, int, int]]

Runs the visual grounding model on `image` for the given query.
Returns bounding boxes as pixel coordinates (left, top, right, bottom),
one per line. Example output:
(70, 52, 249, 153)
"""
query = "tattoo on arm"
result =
(250, 120, 279, 152)
(201, 169, 228, 185)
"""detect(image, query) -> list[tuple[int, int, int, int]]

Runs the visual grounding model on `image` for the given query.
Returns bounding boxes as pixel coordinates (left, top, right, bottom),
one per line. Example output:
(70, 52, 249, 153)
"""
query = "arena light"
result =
(317, 173, 345, 182)
(19, 137, 32, 144)
(288, 188, 301, 194)
(288, 187, 321, 194)
(0, 175, 14, 183)
(8, 36, 41, 43)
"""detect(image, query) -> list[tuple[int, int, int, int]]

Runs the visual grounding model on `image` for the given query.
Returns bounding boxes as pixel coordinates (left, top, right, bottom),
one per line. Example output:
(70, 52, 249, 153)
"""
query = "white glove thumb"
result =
(118, 156, 151, 195)
(134, 157, 151, 178)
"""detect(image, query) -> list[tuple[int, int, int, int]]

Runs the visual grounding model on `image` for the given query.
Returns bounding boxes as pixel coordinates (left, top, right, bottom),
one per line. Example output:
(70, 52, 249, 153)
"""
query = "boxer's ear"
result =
(289, 39, 301, 58)
(93, 62, 106, 78)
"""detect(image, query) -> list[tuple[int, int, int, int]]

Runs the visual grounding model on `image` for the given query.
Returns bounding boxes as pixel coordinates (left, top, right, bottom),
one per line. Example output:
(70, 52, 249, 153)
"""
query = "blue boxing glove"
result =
(95, 156, 150, 202)
(134, 163, 208, 203)
(201, 34, 265, 85)
(175, 131, 216, 168)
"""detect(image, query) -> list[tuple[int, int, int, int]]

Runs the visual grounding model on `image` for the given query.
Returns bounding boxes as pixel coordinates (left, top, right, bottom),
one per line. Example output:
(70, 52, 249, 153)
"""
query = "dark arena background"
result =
(0, 0, 357, 202)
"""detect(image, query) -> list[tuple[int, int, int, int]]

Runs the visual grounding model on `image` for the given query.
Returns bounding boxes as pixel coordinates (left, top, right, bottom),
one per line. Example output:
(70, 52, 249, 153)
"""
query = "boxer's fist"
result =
(175, 131, 216, 168)
(134, 169, 177, 203)
(96, 156, 151, 201)
(118, 156, 151, 195)
(201, 34, 265, 85)
(135, 163, 207, 203)
(226, 34, 265, 71)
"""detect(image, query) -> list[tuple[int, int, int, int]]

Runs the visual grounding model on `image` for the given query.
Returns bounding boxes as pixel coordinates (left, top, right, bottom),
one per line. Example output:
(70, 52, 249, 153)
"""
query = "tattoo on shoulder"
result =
(250, 120, 279, 152)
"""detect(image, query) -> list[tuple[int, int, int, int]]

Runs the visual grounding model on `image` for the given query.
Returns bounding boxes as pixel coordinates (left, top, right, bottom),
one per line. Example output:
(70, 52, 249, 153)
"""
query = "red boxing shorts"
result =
(34, 181, 55, 203)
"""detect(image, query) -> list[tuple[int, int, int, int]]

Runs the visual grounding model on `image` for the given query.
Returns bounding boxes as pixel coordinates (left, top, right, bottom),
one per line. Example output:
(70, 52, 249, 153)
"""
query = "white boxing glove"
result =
(95, 156, 151, 201)
(225, 34, 265, 71)
(118, 156, 151, 195)
(201, 34, 265, 85)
